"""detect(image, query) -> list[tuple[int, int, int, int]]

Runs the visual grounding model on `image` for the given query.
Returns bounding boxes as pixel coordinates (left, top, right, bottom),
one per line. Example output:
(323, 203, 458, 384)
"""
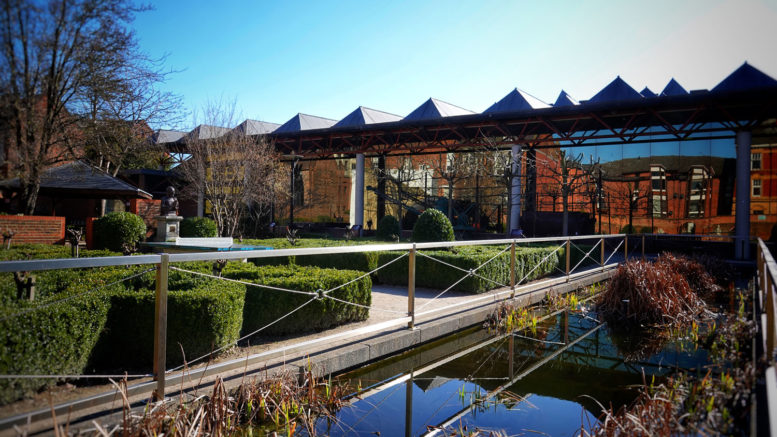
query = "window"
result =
(650, 165, 667, 217)
(688, 167, 708, 217)
(751, 153, 762, 170)
(752, 179, 762, 197)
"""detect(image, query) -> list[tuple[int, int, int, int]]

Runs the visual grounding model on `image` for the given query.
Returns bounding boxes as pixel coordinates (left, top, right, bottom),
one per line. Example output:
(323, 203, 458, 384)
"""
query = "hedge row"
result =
(376, 245, 562, 294)
(0, 292, 113, 404)
(0, 259, 371, 405)
(221, 263, 371, 335)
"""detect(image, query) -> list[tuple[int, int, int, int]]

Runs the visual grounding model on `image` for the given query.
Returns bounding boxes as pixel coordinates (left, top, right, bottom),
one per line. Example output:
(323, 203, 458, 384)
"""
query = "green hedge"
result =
(243, 238, 384, 273)
(180, 217, 218, 238)
(90, 278, 245, 368)
(0, 292, 112, 405)
(221, 263, 371, 336)
(94, 212, 147, 252)
(376, 245, 562, 294)
(412, 209, 454, 242)
(376, 215, 400, 241)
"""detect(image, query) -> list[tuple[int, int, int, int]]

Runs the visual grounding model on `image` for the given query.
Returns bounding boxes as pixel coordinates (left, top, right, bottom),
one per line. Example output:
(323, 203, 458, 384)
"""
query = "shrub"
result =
(90, 278, 245, 368)
(94, 212, 146, 253)
(0, 292, 112, 405)
(221, 263, 371, 336)
(412, 209, 454, 243)
(656, 252, 720, 295)
(597, 259, 705, 327)
(619, 224, 636, 234)
(376, 245, 561, 293)
(376, 215, 401, 241)
(180, 217, 218, 238)
(639, 226, 653, 234)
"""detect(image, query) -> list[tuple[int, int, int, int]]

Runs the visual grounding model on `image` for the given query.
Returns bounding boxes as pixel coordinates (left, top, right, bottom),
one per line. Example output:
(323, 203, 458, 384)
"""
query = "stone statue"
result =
(160, 186, 179, 216)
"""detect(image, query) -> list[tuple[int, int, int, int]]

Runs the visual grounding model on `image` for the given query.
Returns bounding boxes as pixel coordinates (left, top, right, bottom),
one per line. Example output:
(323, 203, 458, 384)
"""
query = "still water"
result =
(311, 310, 709, 436)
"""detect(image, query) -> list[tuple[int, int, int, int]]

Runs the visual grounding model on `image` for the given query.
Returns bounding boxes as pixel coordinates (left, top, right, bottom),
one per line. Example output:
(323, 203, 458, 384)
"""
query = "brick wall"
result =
(129, 199, 160, 228)
(0, 215, 65, 244)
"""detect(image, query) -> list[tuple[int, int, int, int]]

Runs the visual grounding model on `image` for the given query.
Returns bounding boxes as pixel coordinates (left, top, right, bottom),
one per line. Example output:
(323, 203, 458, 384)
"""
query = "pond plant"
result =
(584, 254, 756, 435)
(90, 365, 352, 436)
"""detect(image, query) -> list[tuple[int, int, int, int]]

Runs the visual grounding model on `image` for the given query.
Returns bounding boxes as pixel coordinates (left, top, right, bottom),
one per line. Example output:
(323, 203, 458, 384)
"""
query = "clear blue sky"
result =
(133, 0, 777, 130)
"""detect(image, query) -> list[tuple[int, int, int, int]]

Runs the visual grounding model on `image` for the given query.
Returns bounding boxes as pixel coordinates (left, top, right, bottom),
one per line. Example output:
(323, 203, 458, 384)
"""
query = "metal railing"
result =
(0, 233, 627, 415)
(757, 238, 777, 437)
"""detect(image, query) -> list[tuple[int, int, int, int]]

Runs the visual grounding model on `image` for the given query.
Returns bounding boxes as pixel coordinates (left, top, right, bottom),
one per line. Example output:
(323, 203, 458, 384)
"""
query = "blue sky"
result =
(133, 0, 777, 130)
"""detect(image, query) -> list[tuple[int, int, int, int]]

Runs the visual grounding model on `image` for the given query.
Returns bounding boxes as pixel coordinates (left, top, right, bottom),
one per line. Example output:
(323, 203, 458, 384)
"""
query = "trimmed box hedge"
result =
(90, 278, 245, 368)
(220, 263, 371, 336)
(0, 291, 113, 405)
(376, 245, 562, 294)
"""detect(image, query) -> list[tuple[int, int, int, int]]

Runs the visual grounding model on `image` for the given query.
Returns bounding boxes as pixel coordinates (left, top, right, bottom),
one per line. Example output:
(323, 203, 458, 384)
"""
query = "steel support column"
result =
(509, 144, 522, 233)
(354, 153, 365, 236)
(735, 131, 751, 259)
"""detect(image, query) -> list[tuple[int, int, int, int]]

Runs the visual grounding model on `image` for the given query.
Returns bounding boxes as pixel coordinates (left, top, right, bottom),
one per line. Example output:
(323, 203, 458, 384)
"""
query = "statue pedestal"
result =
(155, 215, 183, 242)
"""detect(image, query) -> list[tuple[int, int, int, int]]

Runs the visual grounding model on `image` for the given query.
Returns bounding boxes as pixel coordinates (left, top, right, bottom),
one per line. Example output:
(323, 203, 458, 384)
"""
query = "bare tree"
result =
(178, 101, 281, 237)
(0, 0, 177, 214)
(370, 155, 422, 226)
(535, 148, 597, 236)
(608, 176, 649, 233)
(429, 150, 481, 222)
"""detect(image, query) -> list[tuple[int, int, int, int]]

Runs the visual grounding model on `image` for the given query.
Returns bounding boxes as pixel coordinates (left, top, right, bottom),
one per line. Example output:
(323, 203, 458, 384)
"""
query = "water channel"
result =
(309, 308, 711, 436)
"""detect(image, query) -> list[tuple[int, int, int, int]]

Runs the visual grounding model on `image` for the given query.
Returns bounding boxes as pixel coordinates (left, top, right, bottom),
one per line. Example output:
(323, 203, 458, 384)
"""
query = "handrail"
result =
(0, 234, 627, 272)
(1, 232, 741, 423)
(756, 238, 777, 436)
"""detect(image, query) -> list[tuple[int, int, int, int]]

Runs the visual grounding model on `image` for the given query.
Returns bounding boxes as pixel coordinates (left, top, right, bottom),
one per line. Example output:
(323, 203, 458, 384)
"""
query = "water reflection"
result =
(314, 311, 709, 436)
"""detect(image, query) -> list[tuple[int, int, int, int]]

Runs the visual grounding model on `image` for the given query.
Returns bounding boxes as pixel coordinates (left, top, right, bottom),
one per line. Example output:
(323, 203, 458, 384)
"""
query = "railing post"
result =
(624, 235, 628, 261)
(767, 271, 774, 361)
(408, 244, 416, 330)
(510, 240, 516, 299)
(565, 238, 571, 282)
(153, 253, 169, 401)
(600, 237, 605, 272)
(641, 234, 645, 260)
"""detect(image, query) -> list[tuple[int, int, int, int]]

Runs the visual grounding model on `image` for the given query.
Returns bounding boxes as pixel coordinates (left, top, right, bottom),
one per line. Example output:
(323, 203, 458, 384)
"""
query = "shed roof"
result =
(0, 161, 152, 199)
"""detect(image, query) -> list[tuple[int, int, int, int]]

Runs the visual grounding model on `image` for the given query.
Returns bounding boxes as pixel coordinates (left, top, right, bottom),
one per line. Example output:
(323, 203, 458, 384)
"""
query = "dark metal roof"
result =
(640, 87, 657, 98)
(588, 76, 643, 103)
(274, 113, 338, 133)
(334, 106, 403, 128)
(484, 88, 550, 114)
(712, 62, 777, 93)
(158, 63, 777, 160)
(660, 78, 688, 96)
(0, 161, 152, 199)
(404, 98, 475, 121)
(553, 90, 578, 107)
(230, 119, 281, 136)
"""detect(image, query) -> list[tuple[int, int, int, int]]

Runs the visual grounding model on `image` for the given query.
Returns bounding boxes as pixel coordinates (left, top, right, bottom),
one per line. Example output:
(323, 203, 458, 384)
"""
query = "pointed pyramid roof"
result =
(640, 87, 657, 98)
(484, 88, 550, 113)
(660, 78, 688, 96)
(153, 129, 186, 144)
(231, 119, 281, 136)
(712, 62, 777, 93)
(185, 124, 231, 141)
(404, 98, 475, 121)
(554, 90, 579, 107)
(274, 113, 338, 133)
(334, 106, 403, 128)
(588, 76, 643, 103)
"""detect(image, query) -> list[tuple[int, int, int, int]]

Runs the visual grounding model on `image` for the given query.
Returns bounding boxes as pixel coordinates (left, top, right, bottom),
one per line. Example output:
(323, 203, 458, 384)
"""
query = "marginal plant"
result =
(597, 259, 706, 329)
